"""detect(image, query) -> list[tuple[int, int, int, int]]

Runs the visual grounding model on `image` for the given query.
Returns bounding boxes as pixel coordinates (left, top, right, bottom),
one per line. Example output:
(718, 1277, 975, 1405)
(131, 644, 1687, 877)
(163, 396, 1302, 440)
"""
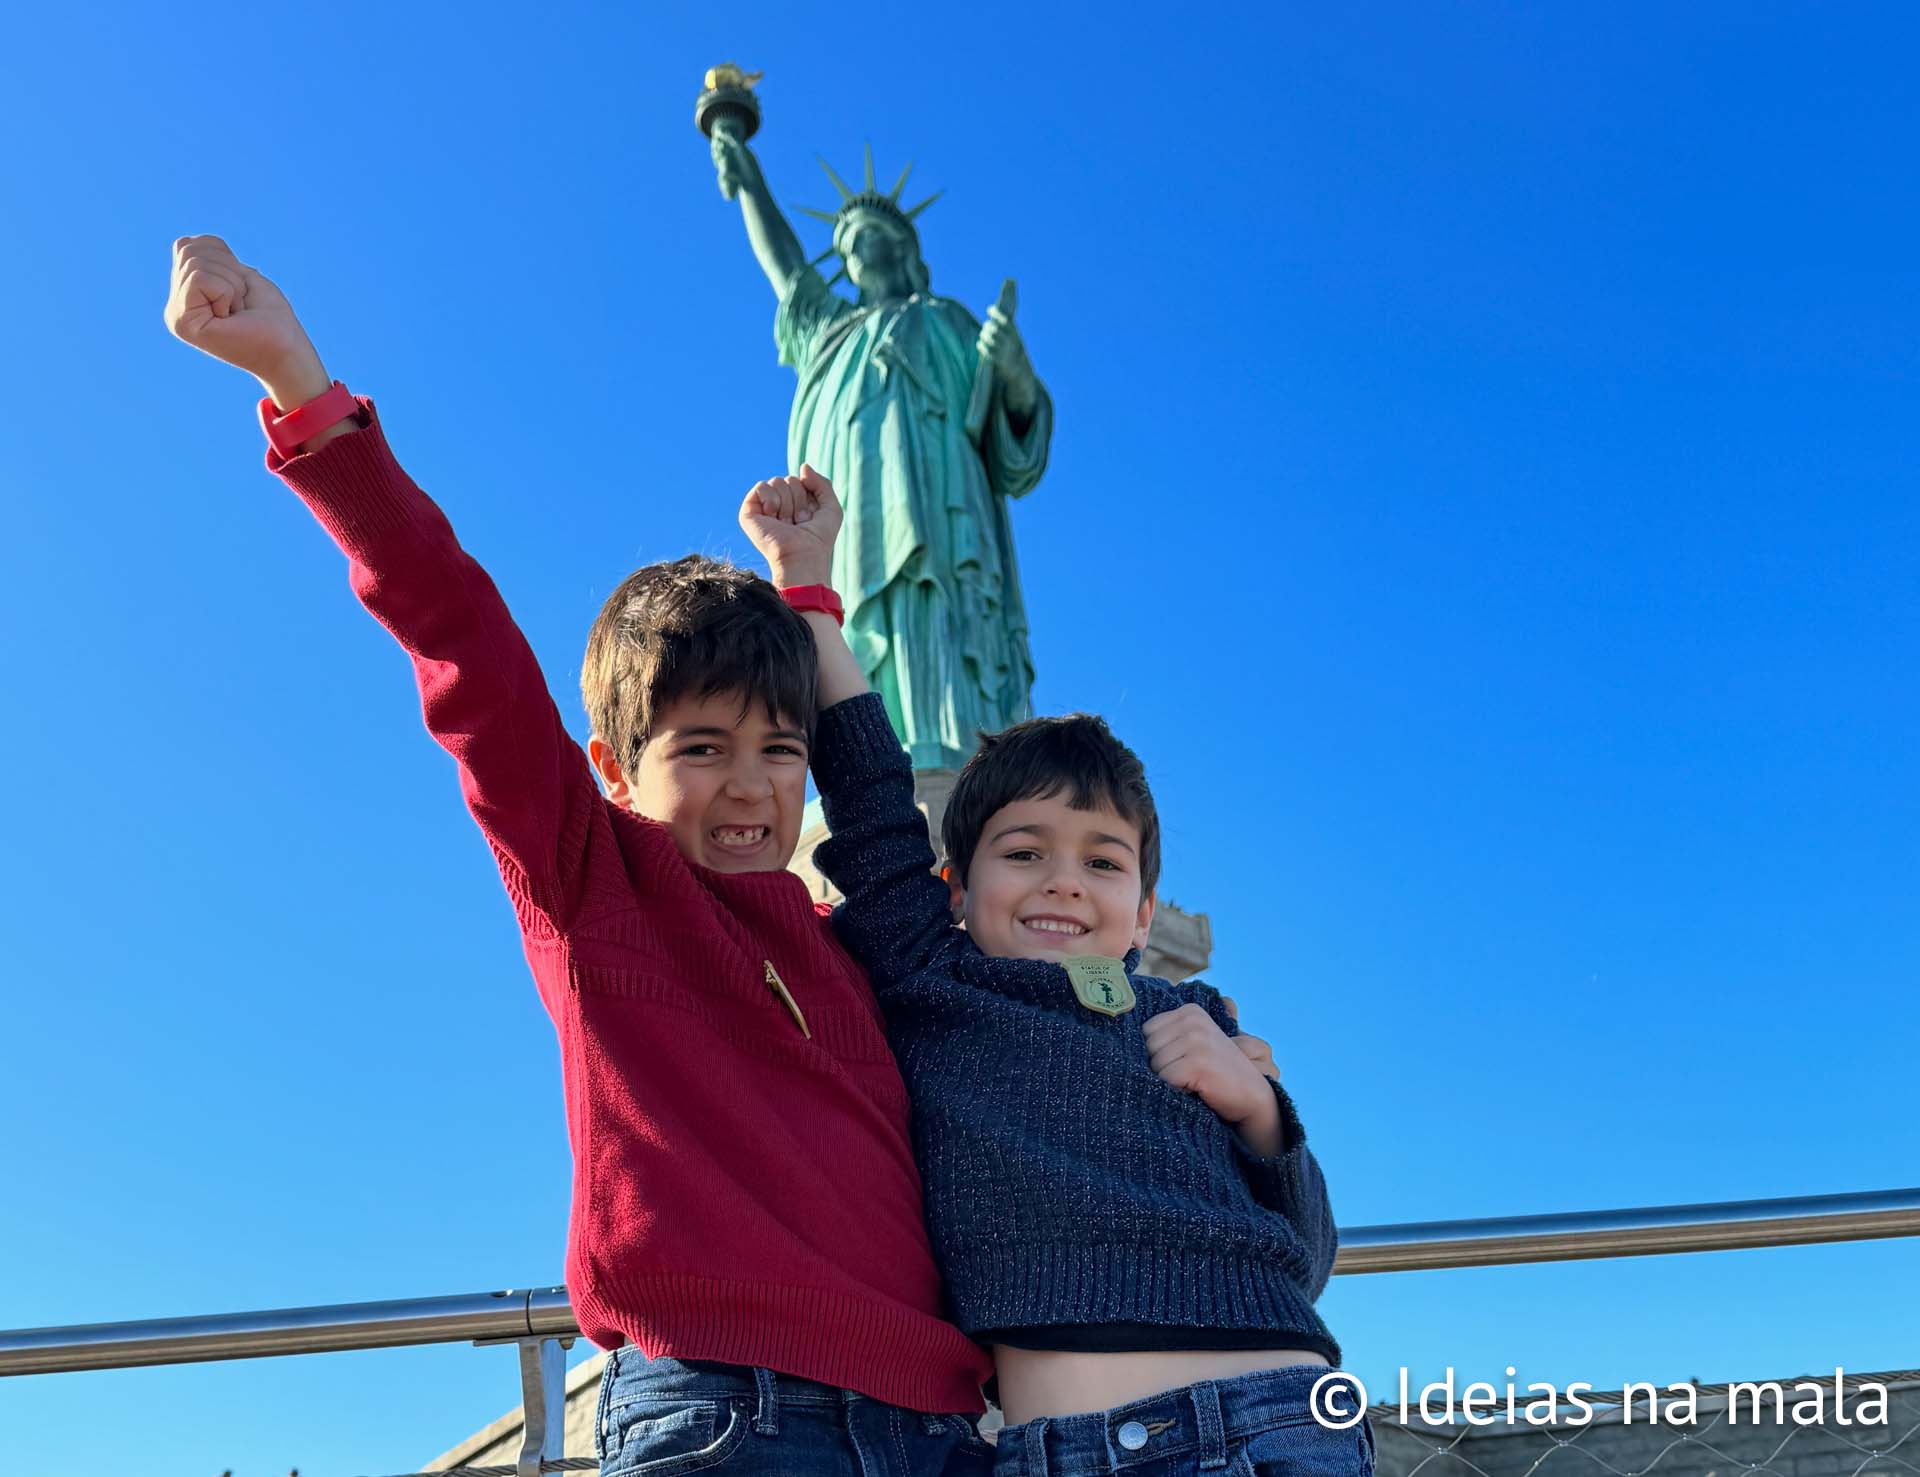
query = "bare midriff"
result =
(992, 1346, 1332, 1425)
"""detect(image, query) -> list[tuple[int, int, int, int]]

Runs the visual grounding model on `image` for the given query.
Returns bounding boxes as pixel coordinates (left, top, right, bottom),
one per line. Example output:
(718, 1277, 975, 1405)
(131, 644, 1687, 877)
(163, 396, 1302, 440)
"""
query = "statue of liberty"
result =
(701, 67, 1052, 770)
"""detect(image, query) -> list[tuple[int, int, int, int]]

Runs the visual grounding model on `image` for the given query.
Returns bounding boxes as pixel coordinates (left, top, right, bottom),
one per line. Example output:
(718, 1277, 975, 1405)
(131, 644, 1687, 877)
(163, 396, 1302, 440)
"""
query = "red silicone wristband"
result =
(780, 584, 845, 626)
(258, 380, 358, 457)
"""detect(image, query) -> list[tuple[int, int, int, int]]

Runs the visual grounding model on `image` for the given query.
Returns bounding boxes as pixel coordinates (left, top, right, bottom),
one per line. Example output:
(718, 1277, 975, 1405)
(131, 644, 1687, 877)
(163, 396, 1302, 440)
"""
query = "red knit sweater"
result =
(269, 404, 989, 1413)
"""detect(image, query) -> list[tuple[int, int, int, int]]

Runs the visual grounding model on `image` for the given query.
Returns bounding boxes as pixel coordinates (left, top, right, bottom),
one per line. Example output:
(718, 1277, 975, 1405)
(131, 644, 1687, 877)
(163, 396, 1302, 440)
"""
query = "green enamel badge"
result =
(1062, 954, 1136, 1017)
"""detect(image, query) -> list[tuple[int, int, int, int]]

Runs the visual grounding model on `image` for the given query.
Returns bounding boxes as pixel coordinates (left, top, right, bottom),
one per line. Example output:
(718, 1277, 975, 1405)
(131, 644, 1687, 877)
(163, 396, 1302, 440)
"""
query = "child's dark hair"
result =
(581, 554, 817, 763)
(941, 714, 1161, 896)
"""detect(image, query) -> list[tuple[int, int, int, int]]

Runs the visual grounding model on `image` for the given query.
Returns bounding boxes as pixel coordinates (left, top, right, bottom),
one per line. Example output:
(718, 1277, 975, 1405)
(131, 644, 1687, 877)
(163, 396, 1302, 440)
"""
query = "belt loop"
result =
(751, 1366, 779, 1436)
(594, 1349, 616, 1449)
(1022, 1415, 1051, 1477)
(1192, 1380, 1228, 1470)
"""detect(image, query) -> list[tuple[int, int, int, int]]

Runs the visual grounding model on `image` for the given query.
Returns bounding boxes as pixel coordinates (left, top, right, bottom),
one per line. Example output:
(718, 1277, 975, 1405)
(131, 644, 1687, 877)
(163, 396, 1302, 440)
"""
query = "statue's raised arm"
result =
(699, 65, 804, 296)
(711, 129, 805, 297)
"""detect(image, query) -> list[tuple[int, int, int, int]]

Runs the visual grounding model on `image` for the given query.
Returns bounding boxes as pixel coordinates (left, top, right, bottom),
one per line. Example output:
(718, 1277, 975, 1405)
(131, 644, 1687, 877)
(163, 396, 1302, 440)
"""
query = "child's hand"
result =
(1143, 1003, 1286, 1156)
(164, 236, 330, 409)
(1234, 1030, 1281, 1083)
(1219, 994, 1281, 1082)
(738, 464, 843, 589)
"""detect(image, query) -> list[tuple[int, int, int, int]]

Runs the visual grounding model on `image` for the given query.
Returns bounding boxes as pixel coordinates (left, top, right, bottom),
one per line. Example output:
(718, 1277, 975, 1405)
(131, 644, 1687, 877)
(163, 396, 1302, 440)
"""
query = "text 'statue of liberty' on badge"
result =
(1062, 955, 1136, 1017)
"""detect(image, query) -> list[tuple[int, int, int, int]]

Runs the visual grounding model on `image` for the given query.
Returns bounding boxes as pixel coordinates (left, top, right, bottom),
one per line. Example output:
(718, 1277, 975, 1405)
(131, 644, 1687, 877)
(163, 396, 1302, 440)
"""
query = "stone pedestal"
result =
(790, 771, 1213, 982)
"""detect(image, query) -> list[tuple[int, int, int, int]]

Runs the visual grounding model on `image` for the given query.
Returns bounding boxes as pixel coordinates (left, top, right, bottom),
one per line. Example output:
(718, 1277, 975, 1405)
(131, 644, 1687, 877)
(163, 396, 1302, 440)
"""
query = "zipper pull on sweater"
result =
(765, 960, 812, 1038)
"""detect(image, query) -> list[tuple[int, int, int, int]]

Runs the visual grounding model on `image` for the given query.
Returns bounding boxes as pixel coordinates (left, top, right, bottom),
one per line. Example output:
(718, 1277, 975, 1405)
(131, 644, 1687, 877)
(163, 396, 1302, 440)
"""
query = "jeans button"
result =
(1117, 1420, 1150, 1451)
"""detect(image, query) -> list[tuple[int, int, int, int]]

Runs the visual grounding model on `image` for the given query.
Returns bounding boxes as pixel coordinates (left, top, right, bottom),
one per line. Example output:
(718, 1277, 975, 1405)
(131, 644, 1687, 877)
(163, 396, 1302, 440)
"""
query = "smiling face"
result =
(953, 789, 1155, 962)
(595, 689, 809, 873)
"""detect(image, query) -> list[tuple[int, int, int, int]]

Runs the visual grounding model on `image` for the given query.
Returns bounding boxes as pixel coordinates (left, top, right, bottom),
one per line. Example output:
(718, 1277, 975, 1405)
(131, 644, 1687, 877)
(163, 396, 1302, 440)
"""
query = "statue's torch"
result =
(696, 63, 763, 200)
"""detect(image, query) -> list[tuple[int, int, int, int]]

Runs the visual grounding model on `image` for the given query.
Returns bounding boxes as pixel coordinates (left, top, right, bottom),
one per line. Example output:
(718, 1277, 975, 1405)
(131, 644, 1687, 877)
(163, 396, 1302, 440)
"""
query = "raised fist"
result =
(164, 236, 326, 401)
(738, 464, 843, 589)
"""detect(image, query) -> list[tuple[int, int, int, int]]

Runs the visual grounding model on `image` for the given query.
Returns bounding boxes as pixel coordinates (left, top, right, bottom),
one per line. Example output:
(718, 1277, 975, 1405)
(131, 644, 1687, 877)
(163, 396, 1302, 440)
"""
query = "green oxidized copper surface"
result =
(704, 67, 1051, 770)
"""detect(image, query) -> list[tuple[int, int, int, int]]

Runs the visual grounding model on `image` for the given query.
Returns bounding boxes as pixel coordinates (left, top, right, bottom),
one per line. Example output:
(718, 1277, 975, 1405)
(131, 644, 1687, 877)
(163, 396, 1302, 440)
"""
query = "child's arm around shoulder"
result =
(736, 471, 961, 990)
(165, 236, 601, 933)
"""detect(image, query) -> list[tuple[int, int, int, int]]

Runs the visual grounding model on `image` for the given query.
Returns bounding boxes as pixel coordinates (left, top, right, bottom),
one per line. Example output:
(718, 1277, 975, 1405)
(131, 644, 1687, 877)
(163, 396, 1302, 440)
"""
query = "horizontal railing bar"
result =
(5, 1189, 1916, 1377)
(0, 1288, 577, 1377)
(1333, 1186, 1920, 1273)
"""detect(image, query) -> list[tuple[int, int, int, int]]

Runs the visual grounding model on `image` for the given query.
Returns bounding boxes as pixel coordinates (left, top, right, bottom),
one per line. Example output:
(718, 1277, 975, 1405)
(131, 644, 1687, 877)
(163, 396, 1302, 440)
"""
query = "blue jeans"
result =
(991, 1367, 1376, 1477)
(594, 1348, 996, 1477)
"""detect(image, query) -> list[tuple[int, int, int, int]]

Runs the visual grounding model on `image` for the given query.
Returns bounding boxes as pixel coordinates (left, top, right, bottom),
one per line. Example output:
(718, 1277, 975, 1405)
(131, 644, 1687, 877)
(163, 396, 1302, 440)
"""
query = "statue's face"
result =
(841, 212, 918, 297)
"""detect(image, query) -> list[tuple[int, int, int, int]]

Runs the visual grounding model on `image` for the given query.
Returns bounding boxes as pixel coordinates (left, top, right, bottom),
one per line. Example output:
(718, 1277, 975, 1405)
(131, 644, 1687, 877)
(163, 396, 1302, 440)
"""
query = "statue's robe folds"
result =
(777, 267, 1051, 771)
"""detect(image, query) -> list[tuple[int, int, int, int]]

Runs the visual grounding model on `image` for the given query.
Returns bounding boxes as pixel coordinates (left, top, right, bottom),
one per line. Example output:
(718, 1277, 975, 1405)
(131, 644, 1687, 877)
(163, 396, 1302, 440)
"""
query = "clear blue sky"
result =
(3, 3, 1915, 1472)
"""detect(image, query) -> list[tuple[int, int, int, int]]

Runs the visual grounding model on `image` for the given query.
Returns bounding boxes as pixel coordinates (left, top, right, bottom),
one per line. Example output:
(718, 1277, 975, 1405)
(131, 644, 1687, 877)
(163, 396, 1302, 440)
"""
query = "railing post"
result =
(514, 1336, 569, 1477)
(475, 1317, 574, 1477)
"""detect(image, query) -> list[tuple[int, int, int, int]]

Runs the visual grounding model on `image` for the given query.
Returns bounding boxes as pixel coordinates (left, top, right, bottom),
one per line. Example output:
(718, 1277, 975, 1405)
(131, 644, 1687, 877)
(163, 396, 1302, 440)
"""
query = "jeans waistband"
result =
(600, 1348, 958, 1440)
(998, 1366, 1365, 1476)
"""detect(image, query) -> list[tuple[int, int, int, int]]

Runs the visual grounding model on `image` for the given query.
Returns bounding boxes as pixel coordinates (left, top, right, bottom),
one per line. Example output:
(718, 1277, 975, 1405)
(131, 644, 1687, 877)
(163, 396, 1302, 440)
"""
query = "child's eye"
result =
(1004, 848, 1040, 863)
(767, 743, 807, 759)
(1087, 857, 1123, 872)
(676, 743, 723, 759)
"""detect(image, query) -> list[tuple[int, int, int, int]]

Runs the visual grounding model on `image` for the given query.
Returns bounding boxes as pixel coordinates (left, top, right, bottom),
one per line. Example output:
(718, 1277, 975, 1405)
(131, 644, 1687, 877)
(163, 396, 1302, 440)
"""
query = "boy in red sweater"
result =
(163, 235, 994, 1476)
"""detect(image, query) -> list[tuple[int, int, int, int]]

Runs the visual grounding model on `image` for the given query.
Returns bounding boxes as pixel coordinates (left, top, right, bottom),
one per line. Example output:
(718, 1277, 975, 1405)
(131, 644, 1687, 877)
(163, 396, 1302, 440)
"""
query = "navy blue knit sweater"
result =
(813, 695, 1340, 1360)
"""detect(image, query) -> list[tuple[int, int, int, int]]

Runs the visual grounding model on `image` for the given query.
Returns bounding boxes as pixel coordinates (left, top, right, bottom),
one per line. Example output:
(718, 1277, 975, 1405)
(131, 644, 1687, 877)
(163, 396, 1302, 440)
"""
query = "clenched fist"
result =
(164, 236, 331, 411)
(738, 465, 843, 590)
(1142, 1003, 1287, 1156)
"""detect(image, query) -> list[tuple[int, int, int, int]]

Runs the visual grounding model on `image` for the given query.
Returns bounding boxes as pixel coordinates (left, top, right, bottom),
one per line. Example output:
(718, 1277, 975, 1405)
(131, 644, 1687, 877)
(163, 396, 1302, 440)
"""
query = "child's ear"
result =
(943, 864, 967, 923)
(588, 736, 635, 810)
(1131, 887, 1157, 953)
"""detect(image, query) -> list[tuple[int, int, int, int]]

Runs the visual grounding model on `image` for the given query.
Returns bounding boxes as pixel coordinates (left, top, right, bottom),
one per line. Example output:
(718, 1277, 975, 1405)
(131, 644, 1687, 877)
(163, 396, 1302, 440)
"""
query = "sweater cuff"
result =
(1235, 1078, 1308, 1180)
(811, 693, 910, 794)
(265, 398, 431, 545)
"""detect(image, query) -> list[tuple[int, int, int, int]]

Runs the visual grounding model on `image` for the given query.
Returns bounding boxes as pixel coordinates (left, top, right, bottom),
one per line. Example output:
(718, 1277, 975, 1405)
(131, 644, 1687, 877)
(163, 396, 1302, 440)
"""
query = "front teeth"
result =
(1025, 919, 1086, 935)
(714, 826, 768, 845)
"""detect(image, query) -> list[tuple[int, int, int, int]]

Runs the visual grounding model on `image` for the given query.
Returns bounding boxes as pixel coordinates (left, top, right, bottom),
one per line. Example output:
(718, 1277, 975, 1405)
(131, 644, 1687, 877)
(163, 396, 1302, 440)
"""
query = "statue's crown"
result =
(832, 189, 917, 234)
(798, 145, 942, 286)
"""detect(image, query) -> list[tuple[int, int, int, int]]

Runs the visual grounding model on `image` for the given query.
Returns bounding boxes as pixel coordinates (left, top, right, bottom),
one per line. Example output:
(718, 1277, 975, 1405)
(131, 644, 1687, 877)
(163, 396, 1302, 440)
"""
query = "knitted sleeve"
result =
(1164, 978, 1337, 1293)
(811, 694, 964, 992)
(269, 404, 601, 937)
(1233, 1084, 1339, 1300)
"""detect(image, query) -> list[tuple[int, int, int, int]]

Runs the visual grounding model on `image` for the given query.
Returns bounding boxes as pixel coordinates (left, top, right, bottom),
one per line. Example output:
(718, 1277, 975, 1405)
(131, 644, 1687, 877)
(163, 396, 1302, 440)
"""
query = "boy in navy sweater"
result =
(741, 470, 1368, 1477)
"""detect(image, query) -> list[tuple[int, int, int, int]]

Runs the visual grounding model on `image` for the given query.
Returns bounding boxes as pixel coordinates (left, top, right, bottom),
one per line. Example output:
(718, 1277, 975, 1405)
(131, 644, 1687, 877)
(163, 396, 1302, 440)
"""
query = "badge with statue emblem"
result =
(1060, 955, 1136, 1017)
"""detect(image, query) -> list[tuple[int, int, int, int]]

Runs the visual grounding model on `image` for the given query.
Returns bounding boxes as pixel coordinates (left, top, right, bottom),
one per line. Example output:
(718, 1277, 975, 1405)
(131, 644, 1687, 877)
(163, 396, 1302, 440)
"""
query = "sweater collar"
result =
(954, 939, 1146, 979)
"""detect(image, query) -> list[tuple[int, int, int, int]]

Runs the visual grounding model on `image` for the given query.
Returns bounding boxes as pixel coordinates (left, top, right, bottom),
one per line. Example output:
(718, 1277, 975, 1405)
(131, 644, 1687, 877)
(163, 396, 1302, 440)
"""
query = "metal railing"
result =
(0, 1286, 578, 1377)
(4, 1186, 1917, 1476)
(1331, 1184, 1920, 1272)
